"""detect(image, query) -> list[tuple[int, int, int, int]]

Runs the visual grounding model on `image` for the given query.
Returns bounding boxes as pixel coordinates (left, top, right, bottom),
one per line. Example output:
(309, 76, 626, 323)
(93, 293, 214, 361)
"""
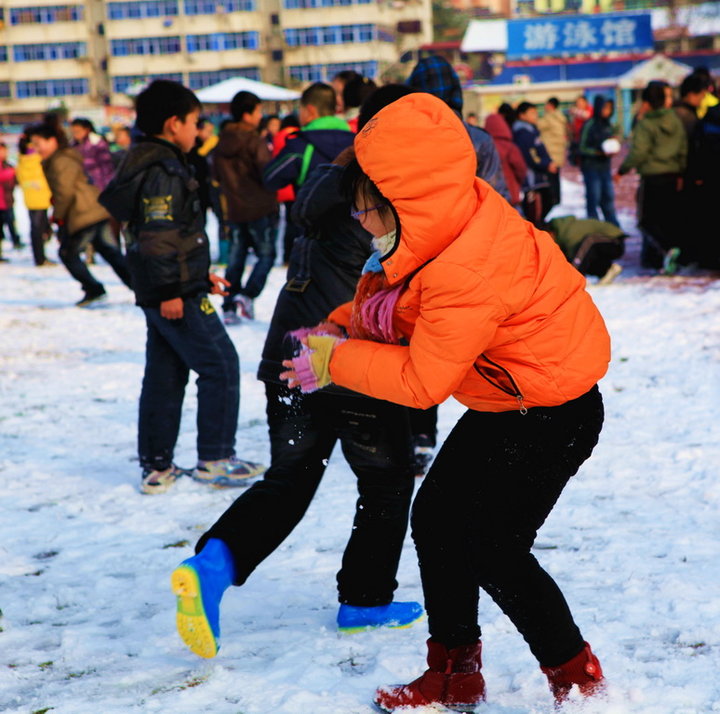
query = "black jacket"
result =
(579, 96, 617, 172)
(257, 163, 372, 384)
(99, 138, 210, 307)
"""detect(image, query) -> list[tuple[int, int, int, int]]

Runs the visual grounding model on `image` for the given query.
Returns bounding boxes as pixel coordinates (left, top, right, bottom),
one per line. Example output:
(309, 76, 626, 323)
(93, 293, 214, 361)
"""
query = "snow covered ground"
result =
(1, 180, 720, 714)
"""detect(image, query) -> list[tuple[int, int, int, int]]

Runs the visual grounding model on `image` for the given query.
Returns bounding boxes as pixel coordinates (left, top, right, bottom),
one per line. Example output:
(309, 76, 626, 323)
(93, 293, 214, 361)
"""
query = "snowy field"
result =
(1, 180, 720, 714)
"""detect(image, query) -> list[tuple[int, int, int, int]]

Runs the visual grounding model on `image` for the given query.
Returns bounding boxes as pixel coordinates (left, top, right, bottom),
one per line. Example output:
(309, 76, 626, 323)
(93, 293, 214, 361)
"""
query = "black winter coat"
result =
(257, 163, 373, 384)
(99, 138, 210, 307)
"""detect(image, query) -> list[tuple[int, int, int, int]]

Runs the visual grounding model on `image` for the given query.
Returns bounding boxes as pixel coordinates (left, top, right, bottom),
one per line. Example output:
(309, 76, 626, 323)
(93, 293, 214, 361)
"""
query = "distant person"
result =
(537, 97, 568, 206)
(187, 116, 216, 220)
(28, 115, 131, 306)
(342, 75, 377, 132)
(568, 95, 592, 166)
(674, 73, 707, 138)
(331, 69, 361, 115)
(111, 125, 133, 168)
(617, 82, 687, 273)
(692, 67, 717, 120)
(99, 79, 265, 494)
(0, 142, 21, 251)
(214, 91, 278, 325)
(484, 113, 527, 209)
(498, 102, 516, 129)
(578, 96, 621, 226)
(271, 113, 302, 264)
(466, 112, 479, 126)
(513, 101, 558, 226)
(16, 134, 53, 266)
(69, 118, 115, 191)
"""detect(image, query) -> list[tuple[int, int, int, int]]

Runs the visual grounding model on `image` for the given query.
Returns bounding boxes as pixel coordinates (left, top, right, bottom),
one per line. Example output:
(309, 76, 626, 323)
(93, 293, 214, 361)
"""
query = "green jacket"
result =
(619, 108, 687, 176)
(549, 215, 626, 261)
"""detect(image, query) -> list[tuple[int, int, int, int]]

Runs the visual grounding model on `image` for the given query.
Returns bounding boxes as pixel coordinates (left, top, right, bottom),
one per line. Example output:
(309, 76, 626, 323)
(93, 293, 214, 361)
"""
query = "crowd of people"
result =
(1, 55, 719, 712)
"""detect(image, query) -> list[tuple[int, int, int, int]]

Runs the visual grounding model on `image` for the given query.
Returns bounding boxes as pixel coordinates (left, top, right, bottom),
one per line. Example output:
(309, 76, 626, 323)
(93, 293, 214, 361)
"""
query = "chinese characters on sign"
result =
(507, 13, 653, 59)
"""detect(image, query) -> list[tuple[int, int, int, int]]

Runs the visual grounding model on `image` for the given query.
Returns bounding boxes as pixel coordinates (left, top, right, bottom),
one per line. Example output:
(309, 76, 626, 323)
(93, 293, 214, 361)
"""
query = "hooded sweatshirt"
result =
(579, 95, 619, 172)
(326, 94, 610, 413)
(484, 113, 527, 205)
(619, 107, 687, 176)
(213, 121, 277, 223)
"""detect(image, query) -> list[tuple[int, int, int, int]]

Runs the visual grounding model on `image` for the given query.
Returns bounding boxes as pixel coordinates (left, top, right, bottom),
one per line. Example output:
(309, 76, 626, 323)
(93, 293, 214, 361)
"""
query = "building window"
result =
(183, 0, 255, 13)
(283, 0, 370, 7)
(13, 42, 87, 62)
(288, 60, 378, 83)
(186, 32, 259, 52)
(107, 2, 179, 20)
(0, 47, 7, 63)
(285, 24, 375, 46)
(10, 5, 83, 24)
(110, 36, 182, 55)
(187, 67, 261, 89)
(112, 73, 183, 93)
(16, 78, 89, 98)
(0, 82, 10, 98)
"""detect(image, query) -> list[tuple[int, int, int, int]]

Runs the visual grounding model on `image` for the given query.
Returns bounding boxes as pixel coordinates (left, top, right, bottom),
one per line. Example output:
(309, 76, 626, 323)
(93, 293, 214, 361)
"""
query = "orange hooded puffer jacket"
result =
(328, 93, 610, 412)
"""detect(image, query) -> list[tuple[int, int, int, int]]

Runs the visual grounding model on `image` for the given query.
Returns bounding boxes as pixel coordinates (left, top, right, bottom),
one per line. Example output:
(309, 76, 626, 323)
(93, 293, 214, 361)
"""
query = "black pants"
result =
(199, 383, 415, 606)
(58, 221, 131, 296)
(638, 174, 682, 269)
(411, 386, 604, 668)
(0, 207, 20, 247)
(139, 295, 240, 471)
(29, 209, 50, 265)
(408, 405, 438, 448)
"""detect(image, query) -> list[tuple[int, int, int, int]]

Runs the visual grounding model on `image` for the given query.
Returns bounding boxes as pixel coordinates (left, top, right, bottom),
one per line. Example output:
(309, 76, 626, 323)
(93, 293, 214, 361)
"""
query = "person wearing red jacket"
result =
(484, 112, 527, 208)
(272, 114, 301, 264)
(282, 93, 611, 711)
(0, 142, 22, 251)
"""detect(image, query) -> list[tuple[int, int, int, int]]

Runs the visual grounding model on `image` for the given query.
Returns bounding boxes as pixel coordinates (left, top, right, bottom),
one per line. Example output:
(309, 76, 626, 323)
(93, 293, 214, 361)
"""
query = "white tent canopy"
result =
(195, 77, 300, 103)
(617, 54, 693, 89)
(461, 19, 508, 54)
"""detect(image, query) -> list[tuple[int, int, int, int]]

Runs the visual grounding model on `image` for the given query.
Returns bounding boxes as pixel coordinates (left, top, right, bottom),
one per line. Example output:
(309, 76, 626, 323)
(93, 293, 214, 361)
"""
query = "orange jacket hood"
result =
(329, 93, 611, 413)
(354, 93, 479, 284)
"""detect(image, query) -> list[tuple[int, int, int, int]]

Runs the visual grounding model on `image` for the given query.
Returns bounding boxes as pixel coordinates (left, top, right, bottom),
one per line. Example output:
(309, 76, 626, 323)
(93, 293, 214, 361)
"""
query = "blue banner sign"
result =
(507, 13, 653, 59)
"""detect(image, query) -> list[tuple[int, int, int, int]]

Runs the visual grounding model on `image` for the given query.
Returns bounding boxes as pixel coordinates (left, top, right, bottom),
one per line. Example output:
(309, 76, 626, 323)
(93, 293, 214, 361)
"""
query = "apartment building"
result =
(0, 0, 432, 120)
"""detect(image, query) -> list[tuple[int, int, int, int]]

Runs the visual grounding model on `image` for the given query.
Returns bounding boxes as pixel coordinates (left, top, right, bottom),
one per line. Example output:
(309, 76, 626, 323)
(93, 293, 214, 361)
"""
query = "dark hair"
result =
(18, 133, 30, 154)
(230, 90, 261, 122)
(332, 70, 361, 86)
(516, 101, 536, 117)
(642, 81, 667, 110)
(681, 73, 708, 98)
(26, 113, 69, 148)
(280, 113, 299, 130)
(341, 158, 393, 220)
(197, 116, 211, 130)
(498, 102, 516, 127)
(0, 142, 6, 149)
(300, 82, 336, 116)
(342, 75, 377, 111)
(135, 79, 201, 135)
(546, 97, 559, 108)
(357, 84, 416, 132)
(70, 117, 95, 132)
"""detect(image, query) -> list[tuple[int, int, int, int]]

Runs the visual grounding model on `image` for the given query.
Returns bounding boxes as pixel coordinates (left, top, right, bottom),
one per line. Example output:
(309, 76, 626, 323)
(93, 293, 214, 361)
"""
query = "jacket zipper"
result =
(474, 354, 528, 415)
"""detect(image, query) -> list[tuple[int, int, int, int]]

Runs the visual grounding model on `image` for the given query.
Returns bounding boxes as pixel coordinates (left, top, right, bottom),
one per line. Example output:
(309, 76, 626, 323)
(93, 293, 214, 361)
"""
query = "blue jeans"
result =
(582, 167, 619, 227)
(58, 220, 131, 296)
(139, 295, 240, 470)
(223, 215, 277, 311)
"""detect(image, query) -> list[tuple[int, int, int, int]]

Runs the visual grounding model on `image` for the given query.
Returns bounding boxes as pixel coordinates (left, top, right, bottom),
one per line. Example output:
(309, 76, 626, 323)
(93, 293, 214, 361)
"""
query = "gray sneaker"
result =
(192, 456, 266, 488)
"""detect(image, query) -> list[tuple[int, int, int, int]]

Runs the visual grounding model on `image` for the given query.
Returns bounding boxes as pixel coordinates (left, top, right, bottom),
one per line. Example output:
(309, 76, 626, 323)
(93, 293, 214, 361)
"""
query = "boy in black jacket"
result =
(100, 80, 264, 495)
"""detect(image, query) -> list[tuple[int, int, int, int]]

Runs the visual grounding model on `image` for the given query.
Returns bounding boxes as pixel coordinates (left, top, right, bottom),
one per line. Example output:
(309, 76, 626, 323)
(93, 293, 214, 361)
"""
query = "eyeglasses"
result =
(350, 204, 384, 220)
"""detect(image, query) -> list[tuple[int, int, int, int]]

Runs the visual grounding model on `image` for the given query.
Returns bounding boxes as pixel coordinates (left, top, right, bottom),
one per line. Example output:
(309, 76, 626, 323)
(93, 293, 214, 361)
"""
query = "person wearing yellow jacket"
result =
(16, 134, 53, 266)
(282, 93, 611, 711)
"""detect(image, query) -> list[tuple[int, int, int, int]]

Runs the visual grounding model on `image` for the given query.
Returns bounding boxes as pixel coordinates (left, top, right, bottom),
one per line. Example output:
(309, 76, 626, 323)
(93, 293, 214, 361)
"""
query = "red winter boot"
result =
(540, 641, 604, 705)
(374, 638, 486, 713)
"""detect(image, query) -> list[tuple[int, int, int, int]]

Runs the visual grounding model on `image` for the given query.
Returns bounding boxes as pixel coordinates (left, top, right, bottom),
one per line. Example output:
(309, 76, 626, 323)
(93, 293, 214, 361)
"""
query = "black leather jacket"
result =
(99, 137, 210, 306)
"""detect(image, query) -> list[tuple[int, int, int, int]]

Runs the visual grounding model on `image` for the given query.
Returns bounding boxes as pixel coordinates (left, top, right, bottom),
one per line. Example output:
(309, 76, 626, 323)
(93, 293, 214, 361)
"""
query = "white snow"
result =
(1, 185, 719, 714)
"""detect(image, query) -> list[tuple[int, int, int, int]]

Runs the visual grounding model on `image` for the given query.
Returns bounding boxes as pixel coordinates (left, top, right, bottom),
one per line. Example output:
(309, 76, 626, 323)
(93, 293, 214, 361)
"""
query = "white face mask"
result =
(372, 230, 397, 257)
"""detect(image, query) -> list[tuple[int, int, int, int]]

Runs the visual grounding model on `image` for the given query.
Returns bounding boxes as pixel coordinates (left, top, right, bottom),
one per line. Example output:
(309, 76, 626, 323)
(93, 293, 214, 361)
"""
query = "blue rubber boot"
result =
(170, 538, 235, 658)
(337, 601, 424, 634)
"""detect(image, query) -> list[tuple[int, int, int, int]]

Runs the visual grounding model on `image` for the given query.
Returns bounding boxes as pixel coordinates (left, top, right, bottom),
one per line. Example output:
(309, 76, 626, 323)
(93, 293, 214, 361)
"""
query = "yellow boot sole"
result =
(171, 564, 219, 659)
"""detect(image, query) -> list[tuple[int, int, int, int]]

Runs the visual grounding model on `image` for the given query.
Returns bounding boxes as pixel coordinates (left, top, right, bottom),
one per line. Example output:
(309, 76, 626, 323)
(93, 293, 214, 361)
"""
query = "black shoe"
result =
(76, 290, 107, 307)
